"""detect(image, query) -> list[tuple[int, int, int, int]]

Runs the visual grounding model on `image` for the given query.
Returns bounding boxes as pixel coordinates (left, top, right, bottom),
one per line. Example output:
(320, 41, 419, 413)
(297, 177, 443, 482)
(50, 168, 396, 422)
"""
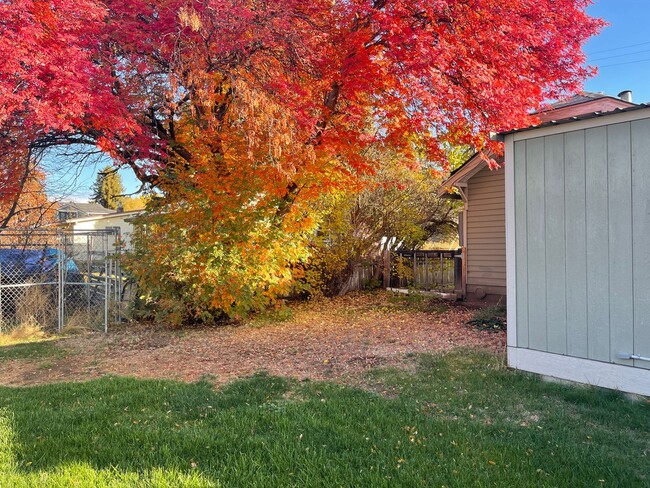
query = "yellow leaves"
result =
(127, 199, 316, 322)
(178, 7, 202, 32)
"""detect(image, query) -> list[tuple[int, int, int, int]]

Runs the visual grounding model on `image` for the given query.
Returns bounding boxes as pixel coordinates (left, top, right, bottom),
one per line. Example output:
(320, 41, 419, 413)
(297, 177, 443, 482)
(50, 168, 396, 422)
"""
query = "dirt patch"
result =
(0, 292, 505, 387)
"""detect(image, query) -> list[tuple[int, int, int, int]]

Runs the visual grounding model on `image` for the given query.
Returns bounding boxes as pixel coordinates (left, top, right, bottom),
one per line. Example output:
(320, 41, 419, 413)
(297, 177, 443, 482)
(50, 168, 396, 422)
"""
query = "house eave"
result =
(436, 153, 490, 197)
(63, 210, 144, 224)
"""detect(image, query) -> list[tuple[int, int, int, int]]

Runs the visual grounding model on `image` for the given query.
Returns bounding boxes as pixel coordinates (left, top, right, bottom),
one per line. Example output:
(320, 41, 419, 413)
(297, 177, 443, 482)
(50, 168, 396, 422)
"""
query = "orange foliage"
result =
(0, 165, 55, 230)
(4, 0, 604, 319)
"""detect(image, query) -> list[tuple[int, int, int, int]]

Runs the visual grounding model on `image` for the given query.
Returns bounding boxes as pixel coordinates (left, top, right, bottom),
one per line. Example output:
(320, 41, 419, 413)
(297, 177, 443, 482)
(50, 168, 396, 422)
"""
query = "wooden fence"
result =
(346, 249, 464, 295)
(390, 249, 461, 292)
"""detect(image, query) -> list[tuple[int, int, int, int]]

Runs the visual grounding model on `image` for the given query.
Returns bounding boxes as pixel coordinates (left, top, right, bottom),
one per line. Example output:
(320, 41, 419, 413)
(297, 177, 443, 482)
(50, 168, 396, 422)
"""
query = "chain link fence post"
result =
(0, 228, 125, 335)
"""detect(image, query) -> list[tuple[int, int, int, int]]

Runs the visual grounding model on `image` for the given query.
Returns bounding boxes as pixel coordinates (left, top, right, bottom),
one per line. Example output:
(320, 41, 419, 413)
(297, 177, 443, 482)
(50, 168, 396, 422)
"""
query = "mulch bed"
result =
(0, 292, 505, 387)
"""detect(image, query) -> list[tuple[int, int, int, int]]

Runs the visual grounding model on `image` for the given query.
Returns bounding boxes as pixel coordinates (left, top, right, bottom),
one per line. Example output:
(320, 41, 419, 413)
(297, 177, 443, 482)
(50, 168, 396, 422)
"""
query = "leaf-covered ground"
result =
(0, 292, 504, 387)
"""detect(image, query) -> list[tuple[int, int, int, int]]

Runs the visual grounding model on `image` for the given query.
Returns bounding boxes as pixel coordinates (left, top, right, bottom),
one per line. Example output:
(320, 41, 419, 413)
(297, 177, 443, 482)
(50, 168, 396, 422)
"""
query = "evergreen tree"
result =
(91, 166, 124, 209)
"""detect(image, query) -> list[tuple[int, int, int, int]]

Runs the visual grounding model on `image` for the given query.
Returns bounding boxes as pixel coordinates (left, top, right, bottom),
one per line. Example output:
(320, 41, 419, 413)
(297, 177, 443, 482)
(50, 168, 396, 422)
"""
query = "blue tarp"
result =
(0, 248, 79, 276)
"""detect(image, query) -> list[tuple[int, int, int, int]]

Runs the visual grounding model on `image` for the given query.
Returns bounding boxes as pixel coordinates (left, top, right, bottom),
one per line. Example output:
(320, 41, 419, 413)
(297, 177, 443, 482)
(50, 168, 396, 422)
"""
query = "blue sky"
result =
(44, 149, 141, 202)
(584, 0, 650, 103)
(49, 0, 648, 201)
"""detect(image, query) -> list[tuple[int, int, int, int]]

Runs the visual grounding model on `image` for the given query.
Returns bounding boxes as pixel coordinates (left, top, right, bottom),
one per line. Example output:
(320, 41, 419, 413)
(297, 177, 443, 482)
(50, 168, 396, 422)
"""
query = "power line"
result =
(597, 57, 650, 68)
(586, 40, 650, 56)
(590, 48, 650, 62)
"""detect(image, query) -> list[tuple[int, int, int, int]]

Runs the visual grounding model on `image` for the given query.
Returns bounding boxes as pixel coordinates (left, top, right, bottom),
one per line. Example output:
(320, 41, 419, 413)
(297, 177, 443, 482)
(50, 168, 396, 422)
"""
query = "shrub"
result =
(466, 303, 507, 332)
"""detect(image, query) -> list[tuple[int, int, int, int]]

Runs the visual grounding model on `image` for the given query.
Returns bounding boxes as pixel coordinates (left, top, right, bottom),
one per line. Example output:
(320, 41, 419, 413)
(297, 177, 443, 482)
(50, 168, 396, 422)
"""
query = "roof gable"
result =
(437, 152, 503, 196)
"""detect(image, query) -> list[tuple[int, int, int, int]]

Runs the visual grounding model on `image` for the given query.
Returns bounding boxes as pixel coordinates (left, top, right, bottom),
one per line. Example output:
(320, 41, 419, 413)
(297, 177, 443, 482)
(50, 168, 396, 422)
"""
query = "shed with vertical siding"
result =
(503, 105, 650, 396)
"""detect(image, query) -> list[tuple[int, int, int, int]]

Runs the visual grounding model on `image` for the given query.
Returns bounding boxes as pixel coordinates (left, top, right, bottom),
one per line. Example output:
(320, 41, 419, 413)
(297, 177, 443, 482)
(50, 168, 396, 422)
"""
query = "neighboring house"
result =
(59, 210, 143, 250)
(56, 202, 114, 222)
(437, 91, 636, 302)
(501, 102, 650, 397)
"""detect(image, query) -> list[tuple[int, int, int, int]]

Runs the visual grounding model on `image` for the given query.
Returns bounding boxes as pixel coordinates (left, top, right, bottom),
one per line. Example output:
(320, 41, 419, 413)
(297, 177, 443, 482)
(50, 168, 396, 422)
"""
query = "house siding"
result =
(68, 214, 138, 250)
(466, 166, 506, 298)
(512, 119, 650, 370)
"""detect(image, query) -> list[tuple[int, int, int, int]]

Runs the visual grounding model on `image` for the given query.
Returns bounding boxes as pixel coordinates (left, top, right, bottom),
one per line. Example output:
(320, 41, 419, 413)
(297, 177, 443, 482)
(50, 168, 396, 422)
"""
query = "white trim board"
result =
(504, 136, 517, 348)
(508, 347, 650, 397)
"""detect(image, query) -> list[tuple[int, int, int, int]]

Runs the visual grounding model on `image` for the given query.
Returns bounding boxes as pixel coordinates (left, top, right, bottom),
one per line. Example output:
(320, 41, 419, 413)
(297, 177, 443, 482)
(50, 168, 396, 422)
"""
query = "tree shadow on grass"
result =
(0, 353, 648, 487)
(0, 374, 301, 486)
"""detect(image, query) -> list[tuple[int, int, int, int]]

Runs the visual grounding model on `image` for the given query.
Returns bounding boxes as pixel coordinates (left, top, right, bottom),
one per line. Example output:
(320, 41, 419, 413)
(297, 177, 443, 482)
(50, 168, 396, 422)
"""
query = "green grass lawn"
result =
(0, 350, 648, 487)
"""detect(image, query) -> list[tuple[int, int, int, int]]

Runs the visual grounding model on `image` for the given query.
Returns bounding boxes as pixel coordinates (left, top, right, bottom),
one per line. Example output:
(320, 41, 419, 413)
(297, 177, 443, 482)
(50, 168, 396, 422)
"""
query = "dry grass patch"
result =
(0, 321, 47, 347)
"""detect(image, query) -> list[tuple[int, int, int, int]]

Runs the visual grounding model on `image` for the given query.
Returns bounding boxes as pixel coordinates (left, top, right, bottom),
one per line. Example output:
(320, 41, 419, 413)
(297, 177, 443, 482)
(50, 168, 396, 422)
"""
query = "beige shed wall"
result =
(466, 165, 506, 298)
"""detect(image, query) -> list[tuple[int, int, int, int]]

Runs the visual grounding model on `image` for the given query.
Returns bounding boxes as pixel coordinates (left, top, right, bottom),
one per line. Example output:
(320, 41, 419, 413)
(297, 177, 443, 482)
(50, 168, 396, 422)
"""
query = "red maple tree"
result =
(2, 0, 603, 317)
(2, 0, 602, 188)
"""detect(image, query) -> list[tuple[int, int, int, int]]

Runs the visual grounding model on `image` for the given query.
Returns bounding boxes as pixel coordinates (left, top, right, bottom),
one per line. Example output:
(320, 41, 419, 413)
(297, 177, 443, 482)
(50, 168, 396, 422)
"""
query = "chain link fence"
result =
(0, 229, 126, 333)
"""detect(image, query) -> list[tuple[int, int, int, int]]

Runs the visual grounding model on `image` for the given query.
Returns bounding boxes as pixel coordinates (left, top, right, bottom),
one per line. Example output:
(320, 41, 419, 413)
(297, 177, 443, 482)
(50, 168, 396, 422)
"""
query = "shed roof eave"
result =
(499, 103, 650, 138)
